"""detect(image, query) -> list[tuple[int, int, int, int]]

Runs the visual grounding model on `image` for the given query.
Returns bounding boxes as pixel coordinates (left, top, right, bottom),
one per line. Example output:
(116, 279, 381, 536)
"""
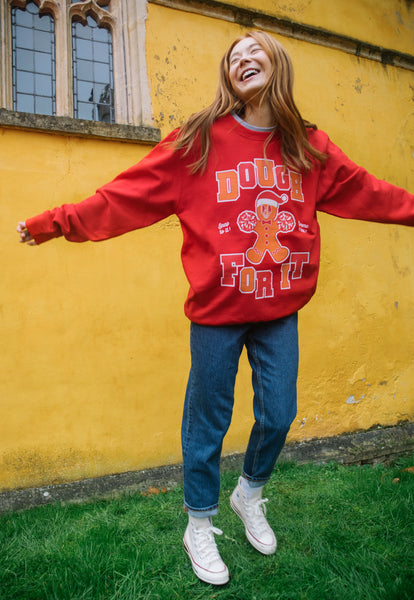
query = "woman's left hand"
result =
(17, 221, 36, 246)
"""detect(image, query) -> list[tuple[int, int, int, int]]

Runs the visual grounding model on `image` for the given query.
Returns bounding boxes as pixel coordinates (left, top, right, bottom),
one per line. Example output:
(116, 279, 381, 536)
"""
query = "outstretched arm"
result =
(17, 221, 36, 246)
(13, 130, 181, 247)
(315, 134, 414, 226)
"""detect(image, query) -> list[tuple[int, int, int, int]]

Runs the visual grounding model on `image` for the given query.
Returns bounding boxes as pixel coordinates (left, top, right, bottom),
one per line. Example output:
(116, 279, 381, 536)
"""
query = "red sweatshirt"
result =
(26, 114, 414, 325)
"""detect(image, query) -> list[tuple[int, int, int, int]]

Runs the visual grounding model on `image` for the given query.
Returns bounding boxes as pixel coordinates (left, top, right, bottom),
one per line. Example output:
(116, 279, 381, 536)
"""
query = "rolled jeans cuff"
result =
(242, 473, 269, 488)
(184, 503, 219, 518)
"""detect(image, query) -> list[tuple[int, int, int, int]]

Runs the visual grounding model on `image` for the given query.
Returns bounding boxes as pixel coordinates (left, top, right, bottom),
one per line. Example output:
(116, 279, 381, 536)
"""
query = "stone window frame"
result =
(0, 0, 156, 133)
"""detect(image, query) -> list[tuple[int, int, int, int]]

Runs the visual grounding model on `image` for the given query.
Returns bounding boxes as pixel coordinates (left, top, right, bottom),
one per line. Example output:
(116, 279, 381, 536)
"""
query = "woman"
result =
(18, 31, 414, 586)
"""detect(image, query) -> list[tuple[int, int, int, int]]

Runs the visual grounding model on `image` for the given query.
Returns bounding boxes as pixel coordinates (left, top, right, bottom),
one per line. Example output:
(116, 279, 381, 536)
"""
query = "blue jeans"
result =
(182, 313, 298, 517)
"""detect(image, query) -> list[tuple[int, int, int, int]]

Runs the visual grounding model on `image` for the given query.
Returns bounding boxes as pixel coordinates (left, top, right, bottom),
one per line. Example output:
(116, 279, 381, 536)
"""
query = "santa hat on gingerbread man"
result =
(255, 190, 289, 210)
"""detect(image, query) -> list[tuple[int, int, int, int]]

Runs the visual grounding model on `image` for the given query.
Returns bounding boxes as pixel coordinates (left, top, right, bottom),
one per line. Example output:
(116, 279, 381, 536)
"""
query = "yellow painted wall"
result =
(229, 0, 414, 55)
(1, 0, 413, 491)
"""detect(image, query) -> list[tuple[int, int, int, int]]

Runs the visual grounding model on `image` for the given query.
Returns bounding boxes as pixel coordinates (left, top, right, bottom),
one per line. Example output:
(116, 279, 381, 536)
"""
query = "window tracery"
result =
(70, 0, 112, 29)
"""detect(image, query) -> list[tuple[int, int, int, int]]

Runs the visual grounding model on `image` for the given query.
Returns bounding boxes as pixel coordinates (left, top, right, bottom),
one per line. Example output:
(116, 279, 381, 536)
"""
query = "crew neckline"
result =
(231, 112, 274, 132)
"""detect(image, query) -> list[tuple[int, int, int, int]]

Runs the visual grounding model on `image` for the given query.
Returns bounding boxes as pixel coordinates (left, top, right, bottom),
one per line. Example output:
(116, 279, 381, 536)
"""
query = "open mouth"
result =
(241, 69, 259, 81)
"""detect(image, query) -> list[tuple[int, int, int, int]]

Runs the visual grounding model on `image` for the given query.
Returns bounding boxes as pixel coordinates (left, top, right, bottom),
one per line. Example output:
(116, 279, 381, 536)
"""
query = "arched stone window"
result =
(11, 1, 56, 115)
(1, 0, 153, 126)
(72, 13, 114, 122)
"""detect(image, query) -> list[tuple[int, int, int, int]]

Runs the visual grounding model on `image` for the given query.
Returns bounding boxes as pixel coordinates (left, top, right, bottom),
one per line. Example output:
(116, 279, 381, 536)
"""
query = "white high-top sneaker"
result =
(230, 477, 277, 555)
(183, 516, 230, 585)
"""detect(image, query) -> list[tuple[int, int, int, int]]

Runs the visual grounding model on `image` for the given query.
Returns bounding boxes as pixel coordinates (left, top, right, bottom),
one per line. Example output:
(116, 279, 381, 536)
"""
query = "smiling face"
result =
(257, 203, 277, 220)
(228, 37, 273, 103)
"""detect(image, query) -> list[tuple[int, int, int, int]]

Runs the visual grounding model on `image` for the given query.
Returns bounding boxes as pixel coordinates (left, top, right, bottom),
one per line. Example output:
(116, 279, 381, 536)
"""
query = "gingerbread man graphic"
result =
(237, 190, 296, 264)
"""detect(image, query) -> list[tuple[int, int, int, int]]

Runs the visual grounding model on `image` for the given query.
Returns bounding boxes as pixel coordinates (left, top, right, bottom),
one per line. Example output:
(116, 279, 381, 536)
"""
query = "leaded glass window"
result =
(72, 16, 115, 123)
(3, 0, 152, 126)
(11, 1, 56, 116)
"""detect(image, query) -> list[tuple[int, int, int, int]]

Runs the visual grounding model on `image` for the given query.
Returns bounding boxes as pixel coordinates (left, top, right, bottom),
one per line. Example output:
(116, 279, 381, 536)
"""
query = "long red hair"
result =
(173, 30, 326, 174)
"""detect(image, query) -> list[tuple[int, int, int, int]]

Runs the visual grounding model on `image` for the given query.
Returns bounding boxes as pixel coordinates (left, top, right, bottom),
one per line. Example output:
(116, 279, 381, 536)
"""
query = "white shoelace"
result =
(243, 497, 271, 535)
(193, 525, 223, 564)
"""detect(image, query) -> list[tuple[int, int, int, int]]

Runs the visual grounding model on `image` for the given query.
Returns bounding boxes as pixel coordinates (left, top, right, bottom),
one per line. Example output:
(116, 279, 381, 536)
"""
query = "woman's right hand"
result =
(17, 222, 36, 245)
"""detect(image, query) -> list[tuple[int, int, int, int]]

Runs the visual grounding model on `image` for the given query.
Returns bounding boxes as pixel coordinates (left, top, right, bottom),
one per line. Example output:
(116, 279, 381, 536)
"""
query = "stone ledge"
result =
(0, 109, 161, 144)
(0, 422, 412, 514)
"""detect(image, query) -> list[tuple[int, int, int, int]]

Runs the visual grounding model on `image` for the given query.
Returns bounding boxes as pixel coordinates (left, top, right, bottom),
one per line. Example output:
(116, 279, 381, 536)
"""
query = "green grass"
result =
(0, 456, 413, 600)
